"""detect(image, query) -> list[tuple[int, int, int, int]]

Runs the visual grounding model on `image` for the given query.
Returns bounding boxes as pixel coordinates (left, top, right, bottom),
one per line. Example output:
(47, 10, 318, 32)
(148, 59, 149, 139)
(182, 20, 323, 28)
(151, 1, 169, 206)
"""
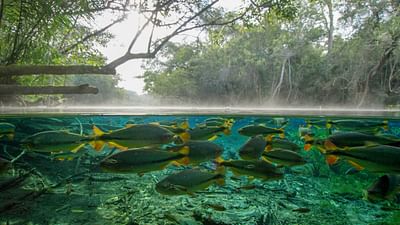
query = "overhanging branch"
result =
(0, 65, 116, 76)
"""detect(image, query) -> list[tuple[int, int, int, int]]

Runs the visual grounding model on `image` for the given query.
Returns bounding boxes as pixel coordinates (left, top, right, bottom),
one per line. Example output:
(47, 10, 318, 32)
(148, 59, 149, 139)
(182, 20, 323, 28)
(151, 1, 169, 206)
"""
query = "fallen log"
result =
(0, 84, 98, 95)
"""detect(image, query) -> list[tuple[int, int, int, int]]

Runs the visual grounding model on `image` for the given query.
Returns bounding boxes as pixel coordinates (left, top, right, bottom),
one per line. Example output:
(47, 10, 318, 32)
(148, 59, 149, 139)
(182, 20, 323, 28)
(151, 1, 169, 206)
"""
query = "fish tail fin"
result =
(304, 144, 312, 151)
(326, 155, 339, 165)
(326, 120, 332, 129)
(324, 139, 337, 150)
(279, 132, 285, 139)
(382, 120, 389, 130)
(179, 120, 189, 129)
(178, 146, 190, 155)
(93, 125, 105, 137)
(90, 140, 106, 151)
(265, 144, 272, 151)
(223, 127, 231, 135)
(178, 132, 190, 143)
(7, 133, 14, 140)
(215, 165, 226, 186)
(174, 156, 190, 165)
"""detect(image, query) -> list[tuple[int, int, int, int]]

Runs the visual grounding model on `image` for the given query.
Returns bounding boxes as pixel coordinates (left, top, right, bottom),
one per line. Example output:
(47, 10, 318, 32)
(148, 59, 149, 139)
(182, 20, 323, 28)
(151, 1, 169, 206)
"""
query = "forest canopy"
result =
(0, 0, 399, 107)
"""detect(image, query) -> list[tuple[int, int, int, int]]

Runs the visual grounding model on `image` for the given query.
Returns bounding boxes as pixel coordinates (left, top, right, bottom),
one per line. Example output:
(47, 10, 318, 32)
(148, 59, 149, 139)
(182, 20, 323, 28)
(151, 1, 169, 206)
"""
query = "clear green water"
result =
(0, 113, 400, 225)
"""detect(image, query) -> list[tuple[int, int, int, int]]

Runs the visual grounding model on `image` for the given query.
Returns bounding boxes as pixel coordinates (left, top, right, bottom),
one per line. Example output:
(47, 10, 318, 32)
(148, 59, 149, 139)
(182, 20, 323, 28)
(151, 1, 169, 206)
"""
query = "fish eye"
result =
(245, 164, 256, 169)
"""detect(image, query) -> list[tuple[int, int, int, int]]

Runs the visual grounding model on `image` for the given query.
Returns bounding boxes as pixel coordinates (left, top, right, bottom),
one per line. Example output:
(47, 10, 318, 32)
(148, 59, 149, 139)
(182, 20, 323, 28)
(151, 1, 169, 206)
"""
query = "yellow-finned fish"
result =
(21, 130, 89, 153)
(262, 149, 306, 167)
(0, 157, 11, 173)
(187, 125, 231, 141)
(238, 135, 268, 160)
(324, 145, 400, 173)
(266, 138, 300, 152)
(238, 125, 284, 139)
(92, 124, 182, 151)
(218, 160, 283, 181)
(0, 122, 16, 140)
(99, 147, 189, 175)
(155, 169, 225, 195)
(326, 119, 389, 132)
(312, 132, 400, 152)
(166, 140, 223, 165)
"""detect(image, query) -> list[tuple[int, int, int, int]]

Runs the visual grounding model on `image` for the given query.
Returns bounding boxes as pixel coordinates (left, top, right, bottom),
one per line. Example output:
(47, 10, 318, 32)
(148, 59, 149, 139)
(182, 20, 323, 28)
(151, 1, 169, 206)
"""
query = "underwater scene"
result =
(1, 114, 400, 225)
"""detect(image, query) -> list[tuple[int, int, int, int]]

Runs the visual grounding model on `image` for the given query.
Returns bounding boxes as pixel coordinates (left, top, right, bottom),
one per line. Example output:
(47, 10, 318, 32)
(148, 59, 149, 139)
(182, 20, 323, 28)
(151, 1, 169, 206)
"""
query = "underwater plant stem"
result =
(75, 117, 83, 135)
(10, 149, 26, 164)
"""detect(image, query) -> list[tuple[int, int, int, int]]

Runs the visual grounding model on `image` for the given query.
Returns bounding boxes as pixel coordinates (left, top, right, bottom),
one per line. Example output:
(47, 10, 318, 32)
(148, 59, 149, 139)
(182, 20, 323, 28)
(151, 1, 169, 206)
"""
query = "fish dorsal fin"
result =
(93, 125, 105, 136)
(149, 122, 160, 126)
(347, 160, 364, 171)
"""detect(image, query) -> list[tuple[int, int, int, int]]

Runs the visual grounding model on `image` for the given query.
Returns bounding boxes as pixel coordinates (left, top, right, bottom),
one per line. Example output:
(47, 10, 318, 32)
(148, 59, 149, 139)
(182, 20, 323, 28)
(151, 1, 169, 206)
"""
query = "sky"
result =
(98, 1, 241, 95)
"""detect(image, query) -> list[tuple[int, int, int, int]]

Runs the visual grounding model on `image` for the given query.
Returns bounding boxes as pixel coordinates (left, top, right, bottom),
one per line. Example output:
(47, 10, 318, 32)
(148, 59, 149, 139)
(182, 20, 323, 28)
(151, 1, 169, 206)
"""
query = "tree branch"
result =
(0, 84, 98, 95)
(62, 16, 125, 54)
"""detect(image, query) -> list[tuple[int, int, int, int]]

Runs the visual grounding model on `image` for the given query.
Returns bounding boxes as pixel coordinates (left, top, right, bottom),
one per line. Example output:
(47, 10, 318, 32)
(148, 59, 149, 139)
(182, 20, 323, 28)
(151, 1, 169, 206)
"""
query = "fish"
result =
(238, 135, 268, 160)
(0, 122, 16, 140)
(266, 138, 300, 152)
(305, 119, 327, 129)
(324, 145, 400, 173)
(327, 119, 388, 131)
(157, 119, 189, 129)
(238, 125, 284, 139)
(0, 157, 11, 173)
(203, 117, 235, 127)
(218, 160, 283, 181)
(51, 148, 88, 161)
(315, 132, 400, 151)
(21, 130, 89, 153)
(92, 124, 181, 151)
(155, 169, 225, 195)
(166, 140, 223, 165)
(253, 117, 288, 127)
(262, 149, 306, 167)
(365, 175, 400, 202)
(99, 147, 189, 175)
(187, 125, 230, 141)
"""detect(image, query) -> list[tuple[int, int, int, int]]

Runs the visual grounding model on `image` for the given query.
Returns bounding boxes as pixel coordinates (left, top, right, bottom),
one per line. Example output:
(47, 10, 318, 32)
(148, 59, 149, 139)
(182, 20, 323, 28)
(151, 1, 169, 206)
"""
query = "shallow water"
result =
(0, 112, 400, 225)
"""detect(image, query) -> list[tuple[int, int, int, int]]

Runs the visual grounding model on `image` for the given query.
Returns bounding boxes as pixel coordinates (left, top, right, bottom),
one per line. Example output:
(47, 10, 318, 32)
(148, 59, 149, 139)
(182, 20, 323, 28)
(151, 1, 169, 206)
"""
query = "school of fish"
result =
(0, 116, 399, 199)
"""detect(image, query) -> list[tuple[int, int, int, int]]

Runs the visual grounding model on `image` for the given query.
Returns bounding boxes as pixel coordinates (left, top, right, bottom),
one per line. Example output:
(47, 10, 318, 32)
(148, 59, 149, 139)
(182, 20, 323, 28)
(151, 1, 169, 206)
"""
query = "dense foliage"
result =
(142, 0, 400, 107)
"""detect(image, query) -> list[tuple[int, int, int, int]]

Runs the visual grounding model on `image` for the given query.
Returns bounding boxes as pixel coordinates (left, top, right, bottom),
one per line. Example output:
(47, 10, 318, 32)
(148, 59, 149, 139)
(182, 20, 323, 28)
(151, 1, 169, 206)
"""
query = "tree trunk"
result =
(0, 65, 116, 76)
(0, 84, 98, 95)
(326, 0, 334, 54)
